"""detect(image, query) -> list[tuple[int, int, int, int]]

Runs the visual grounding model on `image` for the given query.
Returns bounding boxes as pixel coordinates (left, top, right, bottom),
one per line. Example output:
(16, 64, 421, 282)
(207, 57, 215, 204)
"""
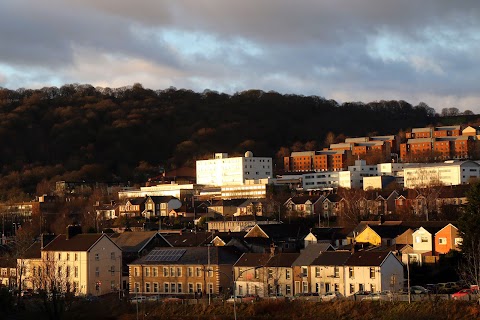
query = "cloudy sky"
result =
(1, 0, 479, 112)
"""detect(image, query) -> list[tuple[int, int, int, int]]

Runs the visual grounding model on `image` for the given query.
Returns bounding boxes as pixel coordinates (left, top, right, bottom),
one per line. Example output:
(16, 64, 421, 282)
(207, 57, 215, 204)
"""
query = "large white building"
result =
(403, 160, 480, 188)
(196, 152, 272, 186)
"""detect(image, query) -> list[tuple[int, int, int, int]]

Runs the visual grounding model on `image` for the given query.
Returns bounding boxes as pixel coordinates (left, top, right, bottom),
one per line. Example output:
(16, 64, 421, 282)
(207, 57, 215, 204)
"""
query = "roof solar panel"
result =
(145, 249, 186, 262)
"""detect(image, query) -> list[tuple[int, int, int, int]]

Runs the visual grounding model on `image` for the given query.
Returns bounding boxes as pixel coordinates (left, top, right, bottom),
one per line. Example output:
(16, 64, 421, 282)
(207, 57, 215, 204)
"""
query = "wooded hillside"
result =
(0, 83, 475, 200)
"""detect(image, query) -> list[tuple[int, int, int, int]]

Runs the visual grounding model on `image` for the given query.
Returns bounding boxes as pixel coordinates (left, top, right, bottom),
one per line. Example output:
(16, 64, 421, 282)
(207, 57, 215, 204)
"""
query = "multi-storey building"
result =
(403, 160, 480, 188)
(284, 150, 349, 172)
(197, 152, 272, 186)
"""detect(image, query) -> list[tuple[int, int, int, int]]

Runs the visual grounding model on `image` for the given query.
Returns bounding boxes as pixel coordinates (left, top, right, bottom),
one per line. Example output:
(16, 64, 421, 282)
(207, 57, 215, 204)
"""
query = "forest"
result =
(0, 83, 477, 201)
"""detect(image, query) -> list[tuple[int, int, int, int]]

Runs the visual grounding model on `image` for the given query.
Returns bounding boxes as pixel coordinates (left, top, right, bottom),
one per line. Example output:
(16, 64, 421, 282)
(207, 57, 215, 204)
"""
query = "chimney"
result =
(66, 225, 82, 240)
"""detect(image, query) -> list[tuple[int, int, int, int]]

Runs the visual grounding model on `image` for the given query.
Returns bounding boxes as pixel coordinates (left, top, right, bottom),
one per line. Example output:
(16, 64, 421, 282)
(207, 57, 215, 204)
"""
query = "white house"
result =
(196, 152, 272, 186)
(344, 251, 404, 296)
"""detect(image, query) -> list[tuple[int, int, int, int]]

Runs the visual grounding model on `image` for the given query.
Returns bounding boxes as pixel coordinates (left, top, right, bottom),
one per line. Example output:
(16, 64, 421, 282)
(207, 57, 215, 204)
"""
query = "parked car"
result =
(241, 295, 260, 303)
(425, 284, 438, 294)
(129, 296, 146, 304)
(321, 291, 342, 301)
(452, 288, 479, 300)
(146, 295, 160, 302)
(410, 286, 429, 294)
(362, 291, 393, 301)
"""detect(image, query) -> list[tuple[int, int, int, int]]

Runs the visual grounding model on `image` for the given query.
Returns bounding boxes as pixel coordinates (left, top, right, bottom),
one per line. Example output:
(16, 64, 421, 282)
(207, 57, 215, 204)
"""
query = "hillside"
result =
(0, 84, 477, 200)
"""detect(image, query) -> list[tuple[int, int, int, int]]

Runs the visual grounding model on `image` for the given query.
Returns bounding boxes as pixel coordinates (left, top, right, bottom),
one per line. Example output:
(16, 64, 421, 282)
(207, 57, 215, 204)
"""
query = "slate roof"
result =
(311, 251, 352, 266)
(0, 255, 17, 267)
(345, 251, 392, 266)
(288, 195, 322, 205)
(310, 227, 352, 241)
(292, 243, 333, 266)
(130, 246, 242, 266)
(369, 225, 410, 239)
(147, 195, 176, 202)
(234, 253, 271, 267)
(248, 224, 310, 240)
(42, 234, 106, 252)
(210, 199, 248, 207)
(161, 231, 214, 247)
(110, 231, 171, 253)
(126, 197, 147, 205)
(212, 232, 247, 244)
(264, 253, 300, 267)
(21, 242, 41, 259)
(325, 194, 343, 202)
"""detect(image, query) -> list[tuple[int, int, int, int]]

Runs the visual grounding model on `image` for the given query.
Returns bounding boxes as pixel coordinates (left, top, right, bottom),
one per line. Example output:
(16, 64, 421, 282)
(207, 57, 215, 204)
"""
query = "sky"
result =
(1, 0, 480, 113)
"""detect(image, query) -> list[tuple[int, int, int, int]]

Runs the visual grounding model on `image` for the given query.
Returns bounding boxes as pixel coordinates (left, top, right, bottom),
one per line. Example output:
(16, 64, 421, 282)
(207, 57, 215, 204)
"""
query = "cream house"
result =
(39, 227, 122, 296)
(344, 251, 404, 296)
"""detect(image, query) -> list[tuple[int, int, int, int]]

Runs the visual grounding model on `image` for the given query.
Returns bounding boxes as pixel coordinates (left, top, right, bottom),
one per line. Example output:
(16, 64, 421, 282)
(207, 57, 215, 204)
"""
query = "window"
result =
(284, 284, 291, 295)
(75, 253, 78, 261)
(176, 267, 182, 277)
(455, 238, 463, 246)
(196, 267, 201, 277)
(58, 253, 61, 260)
(187, 267, 193, 277)
(439, 237, 447, 245)
(268, 269, 273, 279)
(370, 284, 376, 292)
(134, 268, 139, 277)
(111, 281, 115, 290)
(334, 284, 339, 292)
(370, 268, 375, 279)
(153, 267, 158, 277)
(238, 285, 243, 296)
(66, 266, 70, 277)
(145, 267, 150, 277)
(95, 253, 99, 261)
(334, 267, 339, 278)
(421, 236, 428, 243)
(254, 268, 260, 279)
(58, 266, 62, 276)
(196, 283, 202, 293)
(208, 283, 213, 294)
(145, 282, 151, 293)
(188, 283, 194, 293)
(350, 284, 354, 294)
(301, 267, 308, 277)
(74, 282, 79, 293)
(208, 269, 213, 277)
(163, 267, 169, 277)
(302, 281, 308, 293)
(111, 252, 115, 260)
(95, 267, 100, 277)
(135, 282, 140, 293)
(67, 253, 70, 261)
(285, 269, 291, 280)
(170, 283, 176, 293)
(349, 267, 354, 278)
(177, 283, 182, 293)
(164, 283, 169, 293)
(111, 266, 115, 276)
(75, 266, 78, 277)
(170, 267, 175, 277)
(315, 267, 320, 278)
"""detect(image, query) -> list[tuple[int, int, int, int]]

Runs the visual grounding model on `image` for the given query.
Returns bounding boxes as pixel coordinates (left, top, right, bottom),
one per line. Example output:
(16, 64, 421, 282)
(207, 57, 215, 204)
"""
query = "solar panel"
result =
(144, 249, 186, 262)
